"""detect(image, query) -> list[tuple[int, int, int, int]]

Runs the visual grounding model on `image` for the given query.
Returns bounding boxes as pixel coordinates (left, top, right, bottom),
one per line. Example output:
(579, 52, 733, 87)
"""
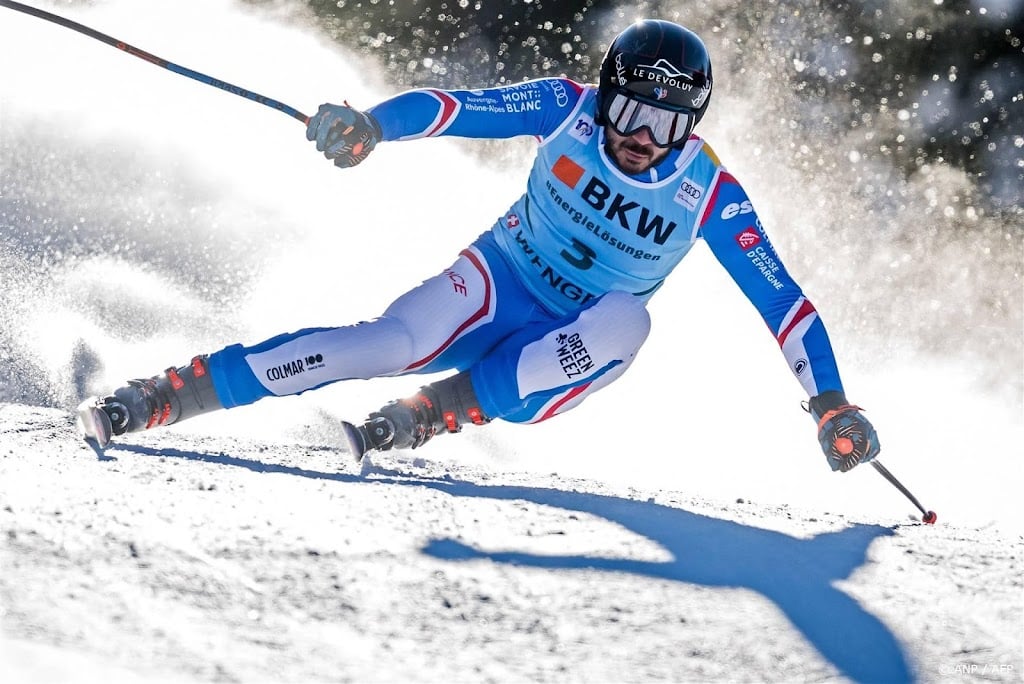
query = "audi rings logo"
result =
(549, 79, 569, 107)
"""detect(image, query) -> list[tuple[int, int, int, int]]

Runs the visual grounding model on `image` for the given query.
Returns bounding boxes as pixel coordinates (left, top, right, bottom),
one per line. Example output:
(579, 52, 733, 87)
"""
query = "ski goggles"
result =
(604, 91, 697, 148)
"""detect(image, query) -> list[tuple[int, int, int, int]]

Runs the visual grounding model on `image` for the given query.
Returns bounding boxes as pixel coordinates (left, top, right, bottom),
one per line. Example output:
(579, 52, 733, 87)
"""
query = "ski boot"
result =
(76, 355, 222, 448)
(340, 371, 489, 461)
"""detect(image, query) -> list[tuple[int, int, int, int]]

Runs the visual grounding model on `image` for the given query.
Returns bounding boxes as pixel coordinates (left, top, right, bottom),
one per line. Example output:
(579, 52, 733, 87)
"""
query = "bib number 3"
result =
(560, 238, 596, 270)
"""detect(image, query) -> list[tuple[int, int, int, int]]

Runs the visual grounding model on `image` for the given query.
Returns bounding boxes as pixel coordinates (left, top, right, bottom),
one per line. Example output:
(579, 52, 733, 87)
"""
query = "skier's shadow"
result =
(401, 474, 911, 683)
(113, 444, 912, 682)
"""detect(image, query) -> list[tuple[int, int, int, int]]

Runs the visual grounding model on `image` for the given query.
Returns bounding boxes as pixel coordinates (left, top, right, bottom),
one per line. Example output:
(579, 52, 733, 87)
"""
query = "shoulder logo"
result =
(735, 228, 761, 249)
(721, 200, 754, 220)
(674, 177, 704, 211)
(569, 114, 596, 143)
(548, 79, 570, 107)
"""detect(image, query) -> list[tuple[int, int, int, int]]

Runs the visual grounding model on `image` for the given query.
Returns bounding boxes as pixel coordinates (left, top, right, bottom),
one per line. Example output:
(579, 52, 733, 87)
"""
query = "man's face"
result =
(604, 125, 671, 174)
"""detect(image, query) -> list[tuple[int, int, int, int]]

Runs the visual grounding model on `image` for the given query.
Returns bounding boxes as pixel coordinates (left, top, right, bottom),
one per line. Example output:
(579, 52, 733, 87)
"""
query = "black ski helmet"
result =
(597, 20, 713, 147)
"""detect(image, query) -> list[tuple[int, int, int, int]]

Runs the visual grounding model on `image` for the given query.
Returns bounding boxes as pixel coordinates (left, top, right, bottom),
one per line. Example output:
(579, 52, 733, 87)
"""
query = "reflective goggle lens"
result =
(606, 92, 695, 147)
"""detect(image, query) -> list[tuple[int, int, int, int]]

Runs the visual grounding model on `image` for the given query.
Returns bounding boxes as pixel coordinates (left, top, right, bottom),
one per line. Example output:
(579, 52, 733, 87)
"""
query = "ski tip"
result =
(338, 420, 369, 462)
(75, 398, 113, 449)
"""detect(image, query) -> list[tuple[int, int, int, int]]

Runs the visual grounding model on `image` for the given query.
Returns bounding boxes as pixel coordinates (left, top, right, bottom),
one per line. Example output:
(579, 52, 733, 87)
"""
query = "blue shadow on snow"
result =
(110, 443, 913, 683)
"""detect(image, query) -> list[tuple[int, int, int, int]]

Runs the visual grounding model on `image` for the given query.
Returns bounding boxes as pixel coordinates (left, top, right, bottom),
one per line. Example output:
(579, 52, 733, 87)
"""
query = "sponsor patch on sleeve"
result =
(735, 227, 761, 249)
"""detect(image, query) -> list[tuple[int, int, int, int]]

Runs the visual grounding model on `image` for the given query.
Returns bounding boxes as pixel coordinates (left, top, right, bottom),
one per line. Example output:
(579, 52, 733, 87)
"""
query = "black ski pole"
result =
(0, 0, 310, 124)
(871, 460, 936, 524)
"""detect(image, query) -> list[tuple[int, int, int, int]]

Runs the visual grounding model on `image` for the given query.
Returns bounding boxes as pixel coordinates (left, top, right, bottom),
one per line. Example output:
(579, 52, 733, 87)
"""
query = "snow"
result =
(1, 1, 1022, 682)
(1, 405, 1021, 682)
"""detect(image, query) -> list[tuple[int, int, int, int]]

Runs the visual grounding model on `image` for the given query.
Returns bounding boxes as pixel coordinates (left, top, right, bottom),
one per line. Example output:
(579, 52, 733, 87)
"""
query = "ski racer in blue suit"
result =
(81, 20, 880, 472)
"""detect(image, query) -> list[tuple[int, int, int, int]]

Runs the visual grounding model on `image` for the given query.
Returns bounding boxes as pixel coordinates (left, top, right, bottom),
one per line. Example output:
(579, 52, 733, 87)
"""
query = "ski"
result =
(75, 397, 113, 448)
(338, 420, 370, 461)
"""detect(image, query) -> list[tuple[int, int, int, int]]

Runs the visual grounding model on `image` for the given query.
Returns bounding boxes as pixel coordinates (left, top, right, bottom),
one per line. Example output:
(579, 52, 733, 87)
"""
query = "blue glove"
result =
(807, 391, 881, 472)
(305, 102, 382, 168)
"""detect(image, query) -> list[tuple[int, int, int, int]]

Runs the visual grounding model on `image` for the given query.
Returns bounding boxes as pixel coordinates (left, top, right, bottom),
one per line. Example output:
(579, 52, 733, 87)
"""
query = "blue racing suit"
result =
(207, 79, 843, 423)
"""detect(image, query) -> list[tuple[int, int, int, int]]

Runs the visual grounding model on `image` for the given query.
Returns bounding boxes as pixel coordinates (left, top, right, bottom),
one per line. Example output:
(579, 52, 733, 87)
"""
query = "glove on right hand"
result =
(807, 390, 881, 472)
(305, 102, 381, 168)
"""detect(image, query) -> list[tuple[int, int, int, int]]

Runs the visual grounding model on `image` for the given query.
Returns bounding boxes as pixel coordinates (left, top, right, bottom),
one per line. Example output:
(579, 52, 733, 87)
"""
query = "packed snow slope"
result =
(0, 1, 1021, 682)
(1, 403, 1021, 683)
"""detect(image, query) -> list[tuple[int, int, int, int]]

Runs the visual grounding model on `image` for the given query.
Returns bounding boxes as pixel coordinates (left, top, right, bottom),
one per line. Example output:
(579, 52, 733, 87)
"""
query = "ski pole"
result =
(871, 460, 937, 524)
(0, 0, 310, 124)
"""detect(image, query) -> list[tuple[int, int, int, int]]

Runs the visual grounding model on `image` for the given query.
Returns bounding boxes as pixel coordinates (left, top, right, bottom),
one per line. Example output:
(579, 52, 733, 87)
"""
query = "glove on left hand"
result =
(306, 102, 382, 168)
(807, 390, 881, 472)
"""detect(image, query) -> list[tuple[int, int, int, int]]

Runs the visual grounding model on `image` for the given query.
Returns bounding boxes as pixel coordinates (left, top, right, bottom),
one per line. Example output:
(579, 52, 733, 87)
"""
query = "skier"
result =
(78, 19, 879, 472)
